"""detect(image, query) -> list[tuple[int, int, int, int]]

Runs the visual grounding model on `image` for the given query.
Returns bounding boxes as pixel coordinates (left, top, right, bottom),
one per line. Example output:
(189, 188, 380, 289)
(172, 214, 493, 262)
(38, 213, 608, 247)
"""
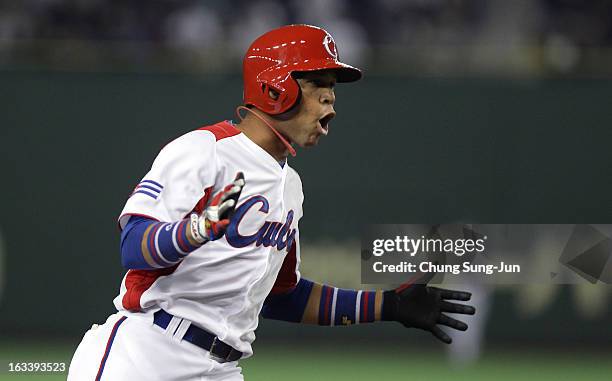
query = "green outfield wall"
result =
(0, 71, 610, 341)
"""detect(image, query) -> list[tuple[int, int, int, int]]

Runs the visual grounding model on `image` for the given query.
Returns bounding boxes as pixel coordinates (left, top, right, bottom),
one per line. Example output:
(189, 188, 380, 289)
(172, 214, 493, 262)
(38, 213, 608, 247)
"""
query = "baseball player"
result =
(68, 24, 475, 381)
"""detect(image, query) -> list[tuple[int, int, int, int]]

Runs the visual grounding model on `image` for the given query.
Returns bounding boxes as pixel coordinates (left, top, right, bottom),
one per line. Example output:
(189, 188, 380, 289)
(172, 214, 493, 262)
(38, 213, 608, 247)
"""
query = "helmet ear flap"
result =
(276, 76, 300, 114)
(258, 78, 300, 114)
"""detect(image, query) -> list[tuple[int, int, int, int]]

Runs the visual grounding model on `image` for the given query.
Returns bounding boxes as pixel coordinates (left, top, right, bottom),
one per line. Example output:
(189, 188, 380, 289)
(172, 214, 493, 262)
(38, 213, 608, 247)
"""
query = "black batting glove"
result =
(382, 276, 476, 344)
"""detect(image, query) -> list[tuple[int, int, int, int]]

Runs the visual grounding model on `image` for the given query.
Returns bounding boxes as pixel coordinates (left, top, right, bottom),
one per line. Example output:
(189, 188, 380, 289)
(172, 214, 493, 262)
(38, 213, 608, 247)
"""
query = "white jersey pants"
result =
(68, 313, 243, 381)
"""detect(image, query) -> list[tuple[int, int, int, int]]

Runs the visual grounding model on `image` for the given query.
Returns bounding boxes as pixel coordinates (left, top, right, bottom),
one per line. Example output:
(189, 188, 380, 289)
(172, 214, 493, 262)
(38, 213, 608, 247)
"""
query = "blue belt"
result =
(153, 309, 243, 362)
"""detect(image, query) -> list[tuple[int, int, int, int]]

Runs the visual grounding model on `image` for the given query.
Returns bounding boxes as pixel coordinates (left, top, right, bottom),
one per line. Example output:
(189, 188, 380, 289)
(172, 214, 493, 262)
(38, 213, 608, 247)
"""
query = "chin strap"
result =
(236, 106, 296, 157)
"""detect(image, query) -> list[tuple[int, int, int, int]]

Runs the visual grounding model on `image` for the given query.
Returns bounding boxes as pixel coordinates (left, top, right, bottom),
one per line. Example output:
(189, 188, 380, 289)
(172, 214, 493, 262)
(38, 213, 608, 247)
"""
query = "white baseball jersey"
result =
(114, 121, 303, 357)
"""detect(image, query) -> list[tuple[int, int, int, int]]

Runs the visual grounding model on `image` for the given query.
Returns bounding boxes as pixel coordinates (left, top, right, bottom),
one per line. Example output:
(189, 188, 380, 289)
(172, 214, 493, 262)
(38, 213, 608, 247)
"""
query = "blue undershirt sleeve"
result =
(261, 278, 314, 323)
(120, 215, 202, 270)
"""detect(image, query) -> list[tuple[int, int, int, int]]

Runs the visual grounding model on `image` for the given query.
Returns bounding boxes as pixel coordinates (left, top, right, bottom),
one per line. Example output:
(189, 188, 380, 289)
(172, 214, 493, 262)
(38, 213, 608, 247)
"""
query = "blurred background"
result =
(0, 0, 611, 380)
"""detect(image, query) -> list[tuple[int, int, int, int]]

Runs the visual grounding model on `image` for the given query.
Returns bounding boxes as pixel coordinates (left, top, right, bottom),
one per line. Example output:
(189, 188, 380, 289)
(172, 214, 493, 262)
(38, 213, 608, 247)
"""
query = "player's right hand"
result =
(190, 172, 245, 243)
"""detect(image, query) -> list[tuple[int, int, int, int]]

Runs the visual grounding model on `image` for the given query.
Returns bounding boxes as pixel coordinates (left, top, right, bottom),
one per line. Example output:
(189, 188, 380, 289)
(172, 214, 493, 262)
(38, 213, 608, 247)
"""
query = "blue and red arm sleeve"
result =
(262, 245, 385, 325)
(262, 278, 385, 326)
(262, 278, 314, 322)
(120, 215, 202, 270)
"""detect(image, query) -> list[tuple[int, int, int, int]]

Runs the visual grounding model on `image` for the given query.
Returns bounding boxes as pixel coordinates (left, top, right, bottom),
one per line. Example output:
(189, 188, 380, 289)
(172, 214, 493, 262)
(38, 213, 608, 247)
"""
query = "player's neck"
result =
(236, 114, 290, 162)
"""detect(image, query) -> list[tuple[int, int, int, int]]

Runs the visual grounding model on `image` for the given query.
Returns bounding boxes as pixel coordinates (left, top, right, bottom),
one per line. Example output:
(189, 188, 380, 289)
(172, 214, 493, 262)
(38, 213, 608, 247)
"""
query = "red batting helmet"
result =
(242, 24, 362, 115)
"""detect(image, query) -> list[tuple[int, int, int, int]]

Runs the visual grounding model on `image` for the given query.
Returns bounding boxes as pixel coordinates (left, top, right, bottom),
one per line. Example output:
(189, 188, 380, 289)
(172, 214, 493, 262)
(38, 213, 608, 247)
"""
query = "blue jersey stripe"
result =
(132, 190, 158, 200)
(135, 184, 161, 193)
(141, 179, 164, 189)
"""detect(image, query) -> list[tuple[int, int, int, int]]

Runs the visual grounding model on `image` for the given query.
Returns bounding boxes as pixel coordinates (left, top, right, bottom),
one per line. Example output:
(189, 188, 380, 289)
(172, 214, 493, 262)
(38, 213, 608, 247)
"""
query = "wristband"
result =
(190, 214, 207, 244)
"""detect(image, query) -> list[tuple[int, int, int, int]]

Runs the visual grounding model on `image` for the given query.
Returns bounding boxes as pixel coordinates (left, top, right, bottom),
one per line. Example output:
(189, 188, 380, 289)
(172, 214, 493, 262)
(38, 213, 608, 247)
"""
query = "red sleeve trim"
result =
(122, 265, 179, 312)
(270, 242, 299, 295)
(198, 121, 241, 141)
(187, 186, 213, 217)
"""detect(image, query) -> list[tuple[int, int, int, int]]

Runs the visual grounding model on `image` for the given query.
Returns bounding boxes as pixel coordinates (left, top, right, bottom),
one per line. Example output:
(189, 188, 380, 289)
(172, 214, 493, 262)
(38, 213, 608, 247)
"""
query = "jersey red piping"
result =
(122, 265, 178, 311)
(270, 242, 299, 295)
(198, 121, 241, 141)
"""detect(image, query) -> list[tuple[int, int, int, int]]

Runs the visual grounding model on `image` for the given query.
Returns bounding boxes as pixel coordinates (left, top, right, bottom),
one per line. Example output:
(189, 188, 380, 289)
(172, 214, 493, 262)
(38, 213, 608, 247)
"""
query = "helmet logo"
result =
(323, 34, 338, 60)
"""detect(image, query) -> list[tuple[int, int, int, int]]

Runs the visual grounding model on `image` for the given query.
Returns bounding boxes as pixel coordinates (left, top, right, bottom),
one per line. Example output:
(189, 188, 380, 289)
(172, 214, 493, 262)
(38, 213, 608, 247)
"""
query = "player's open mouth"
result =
(318, 113, 335, 133)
